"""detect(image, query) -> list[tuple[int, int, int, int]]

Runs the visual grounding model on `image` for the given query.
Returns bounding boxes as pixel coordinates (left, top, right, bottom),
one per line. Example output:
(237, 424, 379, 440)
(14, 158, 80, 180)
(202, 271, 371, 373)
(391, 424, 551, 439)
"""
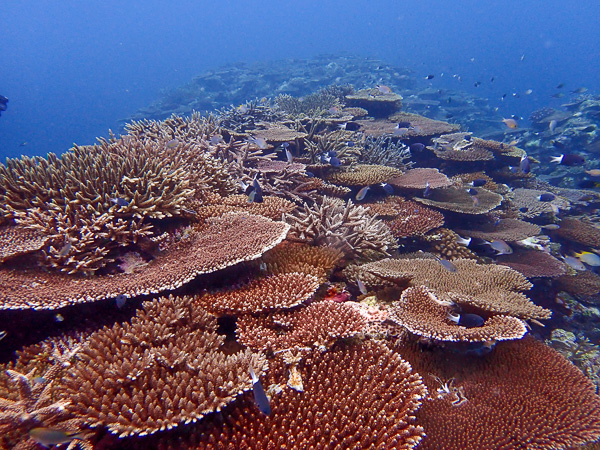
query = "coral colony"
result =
(2, 57, 600, 449)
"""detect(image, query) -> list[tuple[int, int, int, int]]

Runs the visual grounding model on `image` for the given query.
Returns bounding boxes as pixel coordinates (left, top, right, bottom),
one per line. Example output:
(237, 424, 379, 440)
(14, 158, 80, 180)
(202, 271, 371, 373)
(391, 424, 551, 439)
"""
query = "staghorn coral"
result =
(275, 89, 343, 117)
(387, 286, 527, 342)
(359, 135, 412, 169)
(414, 187, 503, 215)
(125, 112, 221, 145)
(0, 137, 198, 274)
(217, 99, 285, 134)
(195, 272, 321, 315)
(346, 258, 551, 320)
(554, 218, 600, 247)
(324, 164, 403, 186)
(302, 128, 362, 165)
(0, 213, 290, 310)
(237, 300, 367, 353)
(260, 241, 343, 281)
(389, 167, 452, 189)
(455, 218, 541, 242)
(0, 226, 50, 262)
(496, 248, 567, 278)
(284, 196, 397, 261)
(401, 337, 600, 449)
(383, 199, 445, 238)
(59, 295, 267, 438)
(508, 188, 571, 219)
(135, 341, 426, 450)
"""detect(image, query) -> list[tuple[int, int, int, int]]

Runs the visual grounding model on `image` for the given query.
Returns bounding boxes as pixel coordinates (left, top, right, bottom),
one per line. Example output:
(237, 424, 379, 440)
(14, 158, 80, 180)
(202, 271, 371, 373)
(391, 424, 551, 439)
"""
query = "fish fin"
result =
(550, 155, 563, 163)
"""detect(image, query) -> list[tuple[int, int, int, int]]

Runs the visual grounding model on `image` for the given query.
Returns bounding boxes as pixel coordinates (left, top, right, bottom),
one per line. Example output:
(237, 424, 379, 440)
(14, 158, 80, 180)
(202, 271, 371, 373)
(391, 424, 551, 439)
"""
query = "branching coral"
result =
(59, 295, 267, 438)
(359, 135, 412, 169)
(284, 196, 397, 260)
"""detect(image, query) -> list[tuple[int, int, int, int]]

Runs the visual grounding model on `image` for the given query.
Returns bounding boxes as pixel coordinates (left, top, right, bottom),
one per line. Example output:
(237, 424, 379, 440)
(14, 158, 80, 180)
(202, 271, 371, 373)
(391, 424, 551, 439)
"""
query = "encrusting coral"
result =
(59, 295, 267, 438)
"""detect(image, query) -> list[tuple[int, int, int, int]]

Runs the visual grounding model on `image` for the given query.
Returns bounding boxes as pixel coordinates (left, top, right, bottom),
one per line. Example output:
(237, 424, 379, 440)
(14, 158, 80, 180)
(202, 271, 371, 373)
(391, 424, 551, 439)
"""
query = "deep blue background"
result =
(1, 0, 599, 158)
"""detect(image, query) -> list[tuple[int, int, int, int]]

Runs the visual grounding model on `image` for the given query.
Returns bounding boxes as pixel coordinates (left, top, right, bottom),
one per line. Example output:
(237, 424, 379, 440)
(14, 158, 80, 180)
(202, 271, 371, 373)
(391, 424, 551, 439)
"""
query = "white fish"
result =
(562, 255, 586, 271)
(549, 120, 557, 134)
(484, 239, 513, 255)
(357, 279, 368, 295)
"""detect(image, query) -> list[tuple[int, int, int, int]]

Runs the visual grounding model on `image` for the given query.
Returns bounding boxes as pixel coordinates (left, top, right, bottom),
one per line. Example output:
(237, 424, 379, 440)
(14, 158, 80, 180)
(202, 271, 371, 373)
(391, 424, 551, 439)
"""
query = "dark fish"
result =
(396, 121, 412, 128)
(458, 313, 485, 328)
(110, 197, 129, 207)
(463, 135, 472, 141)
(380, 183, 394, 195)
(447, 97, 452, 104)
(356, 186, 370, 201)
(520, 155, 531, 174)
(538, 193, 555, 202)
(474, 81, 481, 87)
(490, 77, 495, 82)
(552, 140, 566, 149)
(551, 93, 565, 98)
(329, 156, 342, 167)
(345, 122, 360, 131)
(423, 182, 431, 198)
(346, 141, 355, 147)
(550, 154, 585, 166)
(0, 95, 7, 116)
(519, 207, 529, 213)
(327, 150, 338, 157)
(306, 171, 315, 178)
(425, 74, 435, 80)
(470, 178, 487, 187)
(466, 188, 478, 196)
(115, 294, 127, 309)
(410, 143, 426, 151)
(249, 367, 271, 415)
(556, 83, 565, 89)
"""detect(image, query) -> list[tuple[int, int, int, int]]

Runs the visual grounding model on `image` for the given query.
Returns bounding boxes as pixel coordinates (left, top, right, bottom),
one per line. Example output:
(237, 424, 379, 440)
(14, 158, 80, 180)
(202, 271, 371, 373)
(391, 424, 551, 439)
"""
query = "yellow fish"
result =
(575, 251, 600, 267)
(502, 118, 518, 129)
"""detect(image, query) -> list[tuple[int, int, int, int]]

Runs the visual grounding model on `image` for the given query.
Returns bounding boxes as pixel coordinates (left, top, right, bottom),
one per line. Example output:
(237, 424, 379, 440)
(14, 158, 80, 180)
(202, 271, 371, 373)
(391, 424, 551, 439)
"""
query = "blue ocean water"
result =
(1, 0, 599, 159)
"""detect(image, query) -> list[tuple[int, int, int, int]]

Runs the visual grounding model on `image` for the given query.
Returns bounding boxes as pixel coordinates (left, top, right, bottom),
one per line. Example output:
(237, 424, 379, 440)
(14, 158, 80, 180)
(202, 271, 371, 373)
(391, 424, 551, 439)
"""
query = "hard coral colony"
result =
(1, 57, 600, 450)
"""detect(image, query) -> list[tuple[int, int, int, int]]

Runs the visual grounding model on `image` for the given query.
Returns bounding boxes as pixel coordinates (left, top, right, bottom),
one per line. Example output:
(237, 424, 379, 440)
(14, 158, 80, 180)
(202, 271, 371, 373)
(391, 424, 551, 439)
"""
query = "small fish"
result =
(466, 188, 478, 196)
(380, 183, 394, 195)
(520, 155, 531, 174)
(585, 169, 600, 177)
(550, 154, 585, 166)
(470, 179, 487, 187)
(240, 180, 249, 193)
(249, 367, 271, 415)
(524, 89, 533, 95)
(19, 141, 28, 147)
(448, 312, 485, 328)
(396, 121, 412, 129)
(549, 120, 558, 134)
(571, 87, 588, 94)
(490, 76, 495, 82)
(520, 54, 525, 61)
(541, 224, 560, 230)
(237, 104, 249, 114)
(357, 279, 368, 295)
(327, 106, 341, 114)
(472, 195, 480, 206)
(438, 258, 457, 272)
(110, 197, 129, 207)
(562, 255, 586, 271)
(346, 141, 355, 147)
(556, 83, 565, 89)
(502, 118, 518, 129)
(55, 314, 64, 323)
(58, 242, 72, 257)
(551, 93, 565, 99)
(538, 193, 556, 202)
(410, 143, 426, 152)
(248, 188, 263, 204)
(0, 331, 6, 341)
(355, 186, 370, 201)
(376, 85, 392, 94)
(474, 81, 481, 88)
(248, 137, 268, 149)
(166, 139, 179, 149)
(575, 251, 600, 267)
(552, 140, 567, 149)
(115, 294, 127, 309)
(425, 74, 435, 80)
(423, 182, 431, 198)
(329, 156, 342, 167)
(32, 376, 46, 384)
(28, 427, 84, 446)
(209, 135, 224, 145)
(393, 127, 410, 137)
(483, 239, 513, 255)
(338, 122, 348, 130)
(456, 235, 472, 246)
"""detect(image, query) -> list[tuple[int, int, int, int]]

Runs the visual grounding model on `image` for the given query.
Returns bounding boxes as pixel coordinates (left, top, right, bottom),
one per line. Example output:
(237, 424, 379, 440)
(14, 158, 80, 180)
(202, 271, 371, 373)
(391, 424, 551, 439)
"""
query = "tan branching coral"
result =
(456, 218, 541, 242)
(125, 112, 221, 146)
(423, 228, 479, 260)
(383, 199, 445, 238)
(195, 272, 320, 315)
(508, 188, 571, 218)
(403, 337, 600, 449)
(387, 286, 527, 342)
(260, 241, 343, 281)
(389, 168, 452, 189)
(359, 135, 412, 169)
(324, 164, 403, 186)
(414, 187, 503, 215)
(347, 258, 551, 320)
(284, 196, 397, 260)
(59, 295, 267, 438)
(0, 213, 290, 310)
(237, 300, 367, 353)
(145, 341, 426, 449)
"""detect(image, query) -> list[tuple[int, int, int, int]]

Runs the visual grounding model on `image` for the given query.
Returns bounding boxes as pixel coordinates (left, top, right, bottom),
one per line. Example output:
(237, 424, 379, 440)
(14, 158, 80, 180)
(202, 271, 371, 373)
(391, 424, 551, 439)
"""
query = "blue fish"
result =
(380, 183, 394, 195)
(538, 193, 555, 202)
(466, 188, 478, 196)
(329, 156, 342, 167)
(249, 367, 271, 415)
(410, 143, 426, 152)
(423, 182, 431, 198)
(110, 198, 129, 207)
(470, 178, 487, 187)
